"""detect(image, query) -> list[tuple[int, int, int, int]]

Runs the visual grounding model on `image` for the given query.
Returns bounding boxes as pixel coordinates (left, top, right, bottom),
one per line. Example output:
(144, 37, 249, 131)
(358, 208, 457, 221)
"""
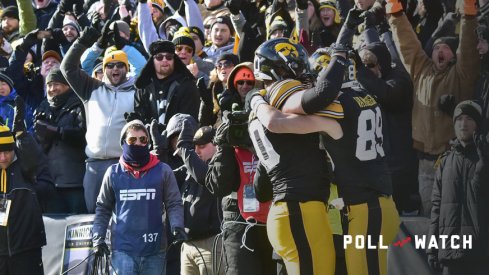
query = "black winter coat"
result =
(34, 92, 86, 188)
(0, 134, 47, 256)
(428, 141, 489, 262)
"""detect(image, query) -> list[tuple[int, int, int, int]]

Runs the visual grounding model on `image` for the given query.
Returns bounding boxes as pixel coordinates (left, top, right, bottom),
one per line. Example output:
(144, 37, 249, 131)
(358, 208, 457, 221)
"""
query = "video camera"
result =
(227, 109, 252, 147)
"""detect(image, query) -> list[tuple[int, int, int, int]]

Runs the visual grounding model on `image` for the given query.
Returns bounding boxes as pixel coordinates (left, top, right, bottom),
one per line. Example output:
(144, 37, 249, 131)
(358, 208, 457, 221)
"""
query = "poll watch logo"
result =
(343, 235, 473, 250)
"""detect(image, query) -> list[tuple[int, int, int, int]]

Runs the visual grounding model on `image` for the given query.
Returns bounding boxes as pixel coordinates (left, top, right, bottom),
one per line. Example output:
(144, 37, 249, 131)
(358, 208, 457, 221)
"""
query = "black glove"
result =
(113, 23, 128, 50)
(474, 132, 489, 162)
(364, 5, 385, 28)
(427, 254, 442, 272)
(12, 96, 26, 134)
(78, 26, 101, 47)
(150, 119, 168, 154)
(225, 0, 242, 15)
(197, 77, 213, 107)
(94, 243, 110, 256)
(177, 119, 196, 149)
(34, 120, 60, 141)
(213, 120, 229, 146)
(124, 112, 142, 123)
(97, 21, 113, 49)
(438, 94, 456, 116)
(57, 0, 74, 15)
(345, 8, 364, 30)
(20, 29, 39, 52)
(171, 227, 188, 246)
(49, 28, 68, 43)
(73, 0, 85, 16)
(296, 0, 308, 10)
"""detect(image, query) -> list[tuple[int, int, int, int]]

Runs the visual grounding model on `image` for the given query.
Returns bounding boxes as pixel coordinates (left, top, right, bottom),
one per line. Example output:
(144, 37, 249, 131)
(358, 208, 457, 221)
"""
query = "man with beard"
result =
(61, 26, 137, 213)
(133, 40, 200, 127)
(33, 68, 86, 214)
(385, 0, 480, 216)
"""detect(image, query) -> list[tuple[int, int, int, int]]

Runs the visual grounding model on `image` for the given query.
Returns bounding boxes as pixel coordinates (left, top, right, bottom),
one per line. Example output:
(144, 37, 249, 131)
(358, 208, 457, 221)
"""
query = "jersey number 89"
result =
(355, 107, 385, 161)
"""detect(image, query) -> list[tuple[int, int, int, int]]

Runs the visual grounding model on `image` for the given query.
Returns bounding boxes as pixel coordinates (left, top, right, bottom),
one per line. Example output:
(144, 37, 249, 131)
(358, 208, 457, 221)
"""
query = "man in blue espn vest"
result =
(92, 120, 186, 275)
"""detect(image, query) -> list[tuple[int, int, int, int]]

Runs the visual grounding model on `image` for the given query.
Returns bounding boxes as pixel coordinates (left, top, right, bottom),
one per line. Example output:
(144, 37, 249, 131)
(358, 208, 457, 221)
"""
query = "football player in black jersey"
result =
(250, 42, 400, 275)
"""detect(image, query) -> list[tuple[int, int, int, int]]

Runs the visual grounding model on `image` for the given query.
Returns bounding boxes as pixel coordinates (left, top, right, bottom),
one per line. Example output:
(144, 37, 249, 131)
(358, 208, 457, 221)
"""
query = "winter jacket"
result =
(203, 42, 235, 63)
(0, 133, 47, 256)
(180, 146, 221, 240)
(61, 40, 136, 159)
(389, 14, 480, 155)
(428, 140, 489, 262)
(93, 156, 184, 256)
(134, 65, 200, 126)
(33, 92, 86, 188)
(205, 145, 241, 221)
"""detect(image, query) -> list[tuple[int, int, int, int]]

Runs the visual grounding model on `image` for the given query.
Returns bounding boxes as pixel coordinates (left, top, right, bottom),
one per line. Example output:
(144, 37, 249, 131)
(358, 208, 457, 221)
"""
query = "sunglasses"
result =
(176, 45, 193, 54)
(105, 62, 126, 69)
(236, 80, 254, 86)
(154, 53, 174, 61)
(126, 136, 148, 145)
(215, 61, 233, 70)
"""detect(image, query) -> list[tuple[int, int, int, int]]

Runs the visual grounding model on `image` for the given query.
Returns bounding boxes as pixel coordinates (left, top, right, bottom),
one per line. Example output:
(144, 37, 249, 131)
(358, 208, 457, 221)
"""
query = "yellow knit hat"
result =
(0, 125, 14, 152)
(103, 48, 129, 71)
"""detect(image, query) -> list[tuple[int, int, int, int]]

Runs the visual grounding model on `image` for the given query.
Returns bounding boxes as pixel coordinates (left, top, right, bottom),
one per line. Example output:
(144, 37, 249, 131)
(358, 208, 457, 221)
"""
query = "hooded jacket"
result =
(134, 53, 200, 126)
(389, 13, 480, 155)
(219, 62, 255, 112)
(61, 40, 136, 159)
(428, 140, 489, 262)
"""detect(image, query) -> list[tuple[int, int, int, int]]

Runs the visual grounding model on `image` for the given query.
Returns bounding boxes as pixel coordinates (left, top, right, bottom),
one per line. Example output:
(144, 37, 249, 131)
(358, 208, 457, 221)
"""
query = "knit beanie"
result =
(453, 100, 482, 126)
(0, 72, 14, 92)
(433, 36, 459, 56)
(216, 53, 239, 66)
(233, 67, 254, 87)
(268, 16, 289, 37)
(0, 125, 14, 152)
(193, 126, 216, 145)
(62, 18, 81, 35)
(0, 6, 18, 20)
(103, 49, 129, 71)
(46, 68, 68, 85)
(211, 16, 235, 36)
(318, 1, 341, 24)
(189, 26, 205, 45)
(172, 28, 195, 55)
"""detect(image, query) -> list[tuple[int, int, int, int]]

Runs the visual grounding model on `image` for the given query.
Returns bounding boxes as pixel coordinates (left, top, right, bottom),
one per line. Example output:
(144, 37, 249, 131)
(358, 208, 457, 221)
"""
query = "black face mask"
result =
(48, 91, 72, 108)
(122, 143, 150, 167)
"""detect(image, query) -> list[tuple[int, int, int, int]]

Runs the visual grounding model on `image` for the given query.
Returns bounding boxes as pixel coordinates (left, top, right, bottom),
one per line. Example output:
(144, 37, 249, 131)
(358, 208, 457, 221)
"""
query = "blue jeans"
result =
(111, 250, 166, 275)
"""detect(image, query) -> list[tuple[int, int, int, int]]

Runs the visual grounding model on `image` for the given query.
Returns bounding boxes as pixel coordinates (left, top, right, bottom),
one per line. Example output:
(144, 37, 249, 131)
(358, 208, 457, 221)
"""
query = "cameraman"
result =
(205, 116, 275, 275)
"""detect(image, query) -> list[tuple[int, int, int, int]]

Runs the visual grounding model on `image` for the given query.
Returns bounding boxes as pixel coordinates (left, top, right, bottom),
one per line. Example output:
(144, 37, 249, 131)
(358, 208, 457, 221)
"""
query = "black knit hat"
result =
(46, 68, 68, 85)
(433, 36, 459, 56)
(0, 124, 14, 152)
(0, 72, 14, 92)
(453, 100, 482, 126)
(216, 53, 239, 66)
(0, 6, 18, 20)
(189, 26, 205, 45)
(211, 16, 234, 36)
